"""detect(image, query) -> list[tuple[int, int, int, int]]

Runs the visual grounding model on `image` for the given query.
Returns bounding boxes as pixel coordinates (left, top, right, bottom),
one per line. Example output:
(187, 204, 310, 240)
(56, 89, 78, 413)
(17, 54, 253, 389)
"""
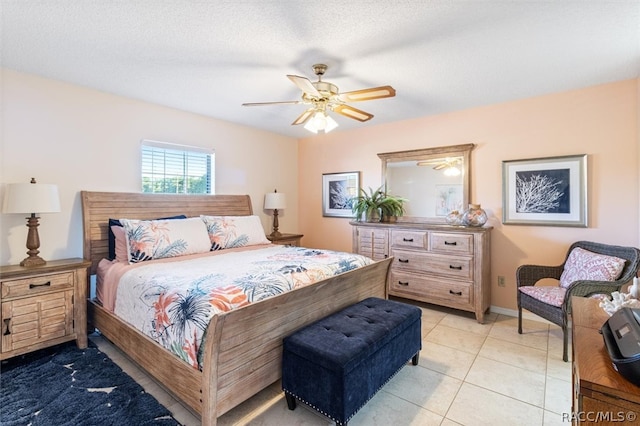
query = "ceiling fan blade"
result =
(287, 75, 321, 98)
(291, 109, 315, 126)
(338, 85, 396, 102)
(242, 100, 302, 107)
(333, 104, 374, 122)
(433, 164, 447, 170)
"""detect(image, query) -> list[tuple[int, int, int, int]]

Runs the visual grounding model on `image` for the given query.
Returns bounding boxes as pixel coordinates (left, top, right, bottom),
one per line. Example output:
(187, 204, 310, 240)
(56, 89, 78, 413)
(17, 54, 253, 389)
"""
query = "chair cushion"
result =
(519, 286, 566, 307)
(559, 247, 626, 289)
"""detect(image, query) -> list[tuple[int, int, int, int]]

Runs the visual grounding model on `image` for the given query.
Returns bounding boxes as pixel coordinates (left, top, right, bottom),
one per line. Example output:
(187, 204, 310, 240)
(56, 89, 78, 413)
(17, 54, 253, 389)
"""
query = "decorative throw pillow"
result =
(200, 215, 270, 250)
(111, 225, 129, 263)
(559, 247, 626, 289)
(120, 217, 211, 263)
(108, 215, 186, 260)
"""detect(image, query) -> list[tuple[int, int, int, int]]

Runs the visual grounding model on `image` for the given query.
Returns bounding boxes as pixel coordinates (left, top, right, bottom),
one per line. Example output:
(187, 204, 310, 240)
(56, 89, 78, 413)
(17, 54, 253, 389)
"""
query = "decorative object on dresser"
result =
(322, 171, 360, 218)
(266, 233, 303, 247)
(517, 241, 640, 362)
(502, 154, 588, 227)
(264, 189, 286, 238)
(2, 178, 61, 267)
(351, 221, 492, 323)
(0, 258, 91, 360)
(461, 203, 487, 227)
(571, 296, 640, 424)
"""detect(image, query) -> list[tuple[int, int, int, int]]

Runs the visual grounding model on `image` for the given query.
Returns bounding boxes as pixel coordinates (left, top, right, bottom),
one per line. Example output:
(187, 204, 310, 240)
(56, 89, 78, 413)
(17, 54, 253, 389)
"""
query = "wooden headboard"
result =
(81, 191, 253, 274)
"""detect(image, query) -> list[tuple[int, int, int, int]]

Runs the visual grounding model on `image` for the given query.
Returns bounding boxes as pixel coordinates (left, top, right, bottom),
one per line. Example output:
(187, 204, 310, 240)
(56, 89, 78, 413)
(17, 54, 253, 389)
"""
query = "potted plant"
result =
(379, 193, 407, 222)
(351, 186, 407, 222)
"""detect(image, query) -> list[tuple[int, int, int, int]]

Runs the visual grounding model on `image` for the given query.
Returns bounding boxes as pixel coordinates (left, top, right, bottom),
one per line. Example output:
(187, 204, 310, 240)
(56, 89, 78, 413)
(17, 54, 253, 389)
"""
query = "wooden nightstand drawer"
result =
(1, 271, 74, 299)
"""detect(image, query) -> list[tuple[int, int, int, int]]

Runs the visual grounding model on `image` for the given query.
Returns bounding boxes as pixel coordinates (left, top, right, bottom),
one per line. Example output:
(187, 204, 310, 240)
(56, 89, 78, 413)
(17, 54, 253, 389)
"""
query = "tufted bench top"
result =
(283, 297, 421, 374)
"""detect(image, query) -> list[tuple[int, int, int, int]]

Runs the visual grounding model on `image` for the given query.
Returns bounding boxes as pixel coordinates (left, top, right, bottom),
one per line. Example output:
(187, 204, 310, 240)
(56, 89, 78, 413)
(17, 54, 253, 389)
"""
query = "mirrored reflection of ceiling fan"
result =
(242, 64, 396, 134)
(417, 157, 462, 176)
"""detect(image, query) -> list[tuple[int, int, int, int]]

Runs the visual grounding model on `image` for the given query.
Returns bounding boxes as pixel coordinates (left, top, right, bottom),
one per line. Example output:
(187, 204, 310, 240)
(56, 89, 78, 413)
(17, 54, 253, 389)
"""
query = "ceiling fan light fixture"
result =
(444, 166, 461, 176)
(304, 111, 338, 134)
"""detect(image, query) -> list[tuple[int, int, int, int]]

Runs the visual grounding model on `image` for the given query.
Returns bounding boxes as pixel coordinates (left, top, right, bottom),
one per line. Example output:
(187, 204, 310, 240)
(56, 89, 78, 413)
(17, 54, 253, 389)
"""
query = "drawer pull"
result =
(29, 281, 52, 289)
(449, 265, 462, 270)
(449, 290, 463, 296)
(398, 281, 409, 286)
(3, 318, 10, 336)
(403, 238, 414, 242)
(444, 241, 457, 246)
(398, 259, 409, 263)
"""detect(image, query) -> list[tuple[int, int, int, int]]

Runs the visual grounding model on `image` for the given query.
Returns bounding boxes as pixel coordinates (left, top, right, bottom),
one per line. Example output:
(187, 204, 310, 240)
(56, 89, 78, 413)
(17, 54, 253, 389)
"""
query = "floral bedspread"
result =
(113, 245, 373, 369)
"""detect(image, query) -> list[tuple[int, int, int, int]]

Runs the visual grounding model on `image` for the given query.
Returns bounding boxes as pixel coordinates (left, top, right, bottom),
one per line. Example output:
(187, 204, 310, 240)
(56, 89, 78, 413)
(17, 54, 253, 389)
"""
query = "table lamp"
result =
(2, 178, 61, 267)
(264, 189, 286, 238)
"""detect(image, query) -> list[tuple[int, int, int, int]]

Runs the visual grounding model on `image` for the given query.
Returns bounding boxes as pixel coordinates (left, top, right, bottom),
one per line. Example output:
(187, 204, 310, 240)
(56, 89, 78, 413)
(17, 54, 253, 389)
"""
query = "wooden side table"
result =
(571, 296, 640, 424)
(267, 233, 304, 247)
(0, 258, 91, 360)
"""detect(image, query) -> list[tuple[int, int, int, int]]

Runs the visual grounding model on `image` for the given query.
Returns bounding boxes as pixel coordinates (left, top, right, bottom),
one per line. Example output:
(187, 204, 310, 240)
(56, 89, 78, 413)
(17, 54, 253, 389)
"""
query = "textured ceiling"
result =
(2, 1, 639, 138)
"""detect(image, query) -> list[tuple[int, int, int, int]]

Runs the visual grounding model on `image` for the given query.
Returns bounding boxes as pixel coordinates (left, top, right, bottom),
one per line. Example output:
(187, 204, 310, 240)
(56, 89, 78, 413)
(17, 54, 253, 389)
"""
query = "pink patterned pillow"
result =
(519, 286, 566, 307)
(559, 247, 626, 289)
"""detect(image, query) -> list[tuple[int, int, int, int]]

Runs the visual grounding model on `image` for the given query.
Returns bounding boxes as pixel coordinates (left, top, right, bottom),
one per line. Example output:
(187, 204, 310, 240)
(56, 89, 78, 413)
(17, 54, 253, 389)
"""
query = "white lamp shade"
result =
(2, 183, 61, 214)
(264, 192, 286, 210)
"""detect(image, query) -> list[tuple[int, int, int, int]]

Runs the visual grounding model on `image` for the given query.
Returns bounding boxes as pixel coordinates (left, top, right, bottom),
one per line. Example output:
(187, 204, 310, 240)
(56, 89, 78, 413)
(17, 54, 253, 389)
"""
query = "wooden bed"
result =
(81, 191, 392, 426)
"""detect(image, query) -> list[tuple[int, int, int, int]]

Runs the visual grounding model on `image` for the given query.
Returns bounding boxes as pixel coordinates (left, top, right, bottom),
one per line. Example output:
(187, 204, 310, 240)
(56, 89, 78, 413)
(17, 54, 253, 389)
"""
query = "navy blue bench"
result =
(282, 297, 422, 425)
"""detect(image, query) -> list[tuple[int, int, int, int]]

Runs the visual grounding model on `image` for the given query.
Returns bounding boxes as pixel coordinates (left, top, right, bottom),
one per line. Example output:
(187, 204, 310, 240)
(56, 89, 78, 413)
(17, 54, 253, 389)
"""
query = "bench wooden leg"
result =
(412, 352, 420, 366)
(285, 393, 297, 410)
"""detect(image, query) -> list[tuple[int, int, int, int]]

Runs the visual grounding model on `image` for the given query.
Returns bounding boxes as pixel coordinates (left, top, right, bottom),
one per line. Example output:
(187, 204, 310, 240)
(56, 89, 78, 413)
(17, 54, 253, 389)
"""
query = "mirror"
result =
(378, 144, 474, 223)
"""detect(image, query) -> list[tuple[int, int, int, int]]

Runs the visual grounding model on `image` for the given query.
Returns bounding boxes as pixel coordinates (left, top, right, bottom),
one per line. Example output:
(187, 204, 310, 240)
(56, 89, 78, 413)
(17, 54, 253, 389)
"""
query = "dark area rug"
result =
(1, 340, 180, 425)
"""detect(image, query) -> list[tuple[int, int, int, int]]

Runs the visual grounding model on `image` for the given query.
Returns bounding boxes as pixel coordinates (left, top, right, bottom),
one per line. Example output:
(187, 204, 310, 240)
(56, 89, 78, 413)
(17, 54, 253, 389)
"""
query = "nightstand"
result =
(267, 233, 304, 247)
(0, 258, 91, 360)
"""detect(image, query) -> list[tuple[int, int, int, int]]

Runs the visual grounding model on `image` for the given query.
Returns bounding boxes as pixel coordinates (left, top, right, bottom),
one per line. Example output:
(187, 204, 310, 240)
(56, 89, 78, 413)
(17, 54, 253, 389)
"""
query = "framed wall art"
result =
(322, 171, 360, 218)
(502, 154, 587, 227)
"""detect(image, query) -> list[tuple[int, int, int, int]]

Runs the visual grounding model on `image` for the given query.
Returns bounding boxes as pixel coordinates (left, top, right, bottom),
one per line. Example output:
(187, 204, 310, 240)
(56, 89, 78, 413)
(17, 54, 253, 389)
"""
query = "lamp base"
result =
(20, 255, 46, 267)
(269, 231, 283, 239)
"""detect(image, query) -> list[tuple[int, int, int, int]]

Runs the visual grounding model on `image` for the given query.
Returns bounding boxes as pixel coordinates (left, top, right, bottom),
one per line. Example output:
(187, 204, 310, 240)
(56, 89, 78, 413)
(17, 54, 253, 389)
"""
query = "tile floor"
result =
(91, 300, 573, 426)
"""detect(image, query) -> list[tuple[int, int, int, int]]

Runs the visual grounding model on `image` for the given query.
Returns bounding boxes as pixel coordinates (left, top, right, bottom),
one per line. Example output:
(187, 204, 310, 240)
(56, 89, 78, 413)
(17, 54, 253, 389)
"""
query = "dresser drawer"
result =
(1, 272, 74, 299)
(392, 249, 474, 280)
(389, 270, 472, 307)
(431, 233, 473, 254)
(391, 230, 427, 249)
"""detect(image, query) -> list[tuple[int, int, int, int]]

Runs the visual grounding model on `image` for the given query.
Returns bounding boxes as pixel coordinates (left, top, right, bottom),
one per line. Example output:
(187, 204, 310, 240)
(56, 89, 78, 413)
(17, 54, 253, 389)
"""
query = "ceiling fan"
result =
(242, 64, 396, 133)
(417, 157, 463, 176)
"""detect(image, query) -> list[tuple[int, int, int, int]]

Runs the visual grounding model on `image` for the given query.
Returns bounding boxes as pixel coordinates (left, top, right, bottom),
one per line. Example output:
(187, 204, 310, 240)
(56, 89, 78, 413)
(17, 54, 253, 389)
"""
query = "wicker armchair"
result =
(517, 241, 640, 362)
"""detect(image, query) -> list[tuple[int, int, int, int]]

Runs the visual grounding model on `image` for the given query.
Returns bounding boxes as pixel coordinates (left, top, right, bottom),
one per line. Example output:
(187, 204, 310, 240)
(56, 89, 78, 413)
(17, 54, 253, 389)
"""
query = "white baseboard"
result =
(490, 305, 555, 326)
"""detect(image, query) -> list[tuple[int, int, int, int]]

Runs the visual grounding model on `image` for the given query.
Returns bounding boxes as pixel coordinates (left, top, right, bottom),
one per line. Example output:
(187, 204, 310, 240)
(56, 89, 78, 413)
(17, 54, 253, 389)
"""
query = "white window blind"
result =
(141, 140, 215, 194)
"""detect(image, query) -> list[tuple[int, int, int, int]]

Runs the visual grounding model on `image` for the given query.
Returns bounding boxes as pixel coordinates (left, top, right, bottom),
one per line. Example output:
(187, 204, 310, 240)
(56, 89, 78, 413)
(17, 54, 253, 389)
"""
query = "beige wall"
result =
(298, 79, 640, 311)
(2, 69, 638, 312)
(0, 69, 299, 265)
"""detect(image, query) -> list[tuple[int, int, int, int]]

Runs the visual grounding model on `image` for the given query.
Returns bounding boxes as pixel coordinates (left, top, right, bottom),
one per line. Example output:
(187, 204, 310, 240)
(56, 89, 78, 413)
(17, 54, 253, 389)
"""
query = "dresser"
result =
(0, 258, 91, 360)
(351, 222, 492, 323)
(571, 296, 640, 425)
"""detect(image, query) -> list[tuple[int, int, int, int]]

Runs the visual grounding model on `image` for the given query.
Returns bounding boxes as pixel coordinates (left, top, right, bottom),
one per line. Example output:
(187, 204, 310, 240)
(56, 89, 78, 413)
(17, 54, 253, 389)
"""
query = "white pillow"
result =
(120, 217, 211, 263)
(559, 247, 626, 289)
(200, 215, 270, 250)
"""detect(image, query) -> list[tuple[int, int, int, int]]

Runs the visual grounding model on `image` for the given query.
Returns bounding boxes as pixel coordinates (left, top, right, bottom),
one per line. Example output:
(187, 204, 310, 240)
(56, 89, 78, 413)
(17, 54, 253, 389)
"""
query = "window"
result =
(141, 140, 215, 194)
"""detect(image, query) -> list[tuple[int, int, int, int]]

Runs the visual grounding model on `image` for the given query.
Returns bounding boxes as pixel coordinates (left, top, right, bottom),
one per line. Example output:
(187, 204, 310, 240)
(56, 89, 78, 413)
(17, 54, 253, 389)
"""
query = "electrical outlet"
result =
(498, 276, 506, 287)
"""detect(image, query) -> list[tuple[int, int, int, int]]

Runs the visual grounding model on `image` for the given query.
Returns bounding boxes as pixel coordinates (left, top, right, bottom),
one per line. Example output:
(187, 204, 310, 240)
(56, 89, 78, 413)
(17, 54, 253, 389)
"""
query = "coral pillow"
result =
(200, 215, 270, 250)
(120, 217, 211, 263)
(559, 247, 626, 289)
